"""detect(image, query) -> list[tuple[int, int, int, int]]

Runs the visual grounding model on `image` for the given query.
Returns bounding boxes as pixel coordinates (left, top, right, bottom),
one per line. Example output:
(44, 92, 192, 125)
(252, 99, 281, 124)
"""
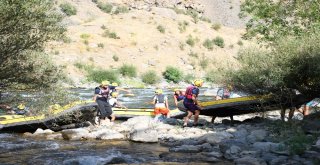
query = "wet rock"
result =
(269, 156, 288, 165)
(203, 151, 223, 158)
(224, 145, 242, 160)
(162, 118, 180, 125)
(235, 156, 267, 165)
(169, 144, 202, 153)
(61, 128, 89, 140)
(205, 157, 221, 163)
(247, 129, 267, 143)
(130, 129, 158, 143)
(219, 139, 248, 154)
(88, 128, 125, 140)
(46, 133, 63, 140)
(200, 132, 233, 144)
(252, 142, 282, 152)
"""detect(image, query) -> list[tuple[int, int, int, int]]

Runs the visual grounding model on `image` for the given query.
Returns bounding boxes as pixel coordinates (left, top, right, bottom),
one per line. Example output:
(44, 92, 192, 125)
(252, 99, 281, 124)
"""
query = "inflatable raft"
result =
(0, 100, 186, 133)
(178, 94, 311, 117)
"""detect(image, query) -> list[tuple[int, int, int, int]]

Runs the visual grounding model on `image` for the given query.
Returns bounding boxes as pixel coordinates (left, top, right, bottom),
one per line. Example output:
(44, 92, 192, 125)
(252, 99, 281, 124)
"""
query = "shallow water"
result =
(0, 88, 226, 164)
(0, 133, 231, 165)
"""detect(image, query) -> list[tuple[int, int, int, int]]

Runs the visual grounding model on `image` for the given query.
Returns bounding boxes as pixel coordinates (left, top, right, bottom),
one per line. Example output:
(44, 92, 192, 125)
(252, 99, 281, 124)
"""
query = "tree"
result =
(240, 0, 320, 41)
(0, 0, 66, 88)
(226, 32, 320, 99)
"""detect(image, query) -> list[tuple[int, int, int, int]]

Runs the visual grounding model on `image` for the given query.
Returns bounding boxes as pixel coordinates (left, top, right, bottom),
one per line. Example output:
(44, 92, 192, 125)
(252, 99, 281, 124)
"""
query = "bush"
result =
(60, 3, 77, 16)
(74, 62, 94, 72)
(80, 34, 90, 39)
(178, 21, 189, 33)
(188, 51, 198, 58)
(186, 35, 196, 47)
(211, 23, 221, 31)
(97, 2, 113, 13)
(157, 25, 165, 33)
(227, 32, 320, 98)
(213, 36, 225, 48)
(97, 43, 104, 48)
(141, 70, 160, 84)
(203, 39, 214, 50)
(184, 73, 195, 84)
(114, 6, 129, 14)
(119, 64, 137, 78)
(87, 69, 119, 83)
(200, 57, 209, 69)
(102, 29, 120, 39)
(163, 66, 183, 83)
(112, 55, 119, 61)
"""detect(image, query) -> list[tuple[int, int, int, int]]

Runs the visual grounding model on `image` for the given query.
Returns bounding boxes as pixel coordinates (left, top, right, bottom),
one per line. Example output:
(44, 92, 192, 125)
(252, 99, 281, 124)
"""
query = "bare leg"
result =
(304, 105, 310, 116)
(111, 114, 116, 122)
(230, 115, 234, 122)
(184, 111, 193, 126)
(288, 108, 295, 121)
(211, 116, 217, 123)
(280, 108, 286, 121)
(194, 110, 200, 125)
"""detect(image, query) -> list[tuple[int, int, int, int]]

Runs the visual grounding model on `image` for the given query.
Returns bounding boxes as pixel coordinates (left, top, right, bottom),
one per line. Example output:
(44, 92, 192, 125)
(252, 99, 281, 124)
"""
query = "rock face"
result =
(115, 0, 204, 13)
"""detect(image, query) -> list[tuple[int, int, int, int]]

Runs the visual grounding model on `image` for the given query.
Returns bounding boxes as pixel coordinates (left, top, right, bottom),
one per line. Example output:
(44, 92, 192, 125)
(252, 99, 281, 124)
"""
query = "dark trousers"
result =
(96, 99, 112, 119)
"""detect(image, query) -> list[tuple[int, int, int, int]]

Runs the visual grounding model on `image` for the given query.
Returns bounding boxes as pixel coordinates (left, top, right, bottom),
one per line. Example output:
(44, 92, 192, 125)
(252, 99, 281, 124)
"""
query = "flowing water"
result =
(0, 88, 219, 165)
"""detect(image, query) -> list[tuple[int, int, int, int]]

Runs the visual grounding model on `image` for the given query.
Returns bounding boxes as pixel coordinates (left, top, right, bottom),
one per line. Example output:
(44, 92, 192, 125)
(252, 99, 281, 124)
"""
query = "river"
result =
(0, 88, 222, 165)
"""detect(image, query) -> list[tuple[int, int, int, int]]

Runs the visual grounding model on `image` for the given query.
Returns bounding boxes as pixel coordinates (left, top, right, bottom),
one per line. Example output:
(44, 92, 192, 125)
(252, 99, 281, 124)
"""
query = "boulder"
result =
(130, 129, 158, 142)
(61, 128, 89, 140)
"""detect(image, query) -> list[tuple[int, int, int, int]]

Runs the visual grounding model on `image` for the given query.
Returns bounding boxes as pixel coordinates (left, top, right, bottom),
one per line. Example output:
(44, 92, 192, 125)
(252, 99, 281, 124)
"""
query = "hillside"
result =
(49, 0, 248, 87)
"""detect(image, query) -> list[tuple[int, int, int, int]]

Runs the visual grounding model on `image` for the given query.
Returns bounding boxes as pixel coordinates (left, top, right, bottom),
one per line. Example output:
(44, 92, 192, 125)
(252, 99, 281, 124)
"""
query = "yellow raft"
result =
(0, 100, 185, 133)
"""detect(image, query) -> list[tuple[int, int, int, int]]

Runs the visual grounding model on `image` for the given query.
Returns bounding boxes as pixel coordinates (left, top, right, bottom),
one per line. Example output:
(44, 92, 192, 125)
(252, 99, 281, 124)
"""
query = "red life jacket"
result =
(185, 85, 195, 100)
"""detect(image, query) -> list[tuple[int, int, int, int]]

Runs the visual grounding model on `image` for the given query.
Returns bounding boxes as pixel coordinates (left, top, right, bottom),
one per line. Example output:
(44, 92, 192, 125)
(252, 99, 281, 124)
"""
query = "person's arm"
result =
(173, 95, 178, 106)
(165, 97, 170, 110)
(152, 96, 157, 105)
(115, 87, 131, 93)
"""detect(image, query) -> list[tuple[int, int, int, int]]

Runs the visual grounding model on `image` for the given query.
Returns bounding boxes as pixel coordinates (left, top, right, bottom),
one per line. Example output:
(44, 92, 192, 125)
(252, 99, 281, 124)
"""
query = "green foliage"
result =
(97, 43, 104, 48)
(163, 66, 183, 83)
(112, 55, 119, 61)
(0, 0, 66, 88)
(211, 23, 221, 31)
(226, 32, 320, 98)
(97, 1, 113, 13)
(102, 29, 120, 39)
(178, 21, 189, 33)
(240, 0, 320, 41)
(186, 9, 199, 24)
(74, 62, 94, 72)
(267, 120, 316, 155)
(119, 64, 137, 78)
(173, 7, 185, 14)
(141, 70, 160, 84)
(87, 69, 119, 83)
(200, 17, 211, 23)
(80, 34, 90, 39)
(213, 36, 225, 48)
(60, 2, 77, 16)
(186, 35, 197, 47)
(199, 56, 209, 69)
(157, 25, 165, 33)
(114, 6, 129, 14)
(184, 73, 195, 84)
(188, 51, 198, 58)
(179, 42, 185, 50)
(203, 39, 214, 50)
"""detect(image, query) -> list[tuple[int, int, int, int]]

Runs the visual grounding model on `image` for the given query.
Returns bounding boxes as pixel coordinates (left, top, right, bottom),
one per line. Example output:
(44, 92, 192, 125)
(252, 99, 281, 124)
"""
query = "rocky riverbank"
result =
(24, 111, 320, 164)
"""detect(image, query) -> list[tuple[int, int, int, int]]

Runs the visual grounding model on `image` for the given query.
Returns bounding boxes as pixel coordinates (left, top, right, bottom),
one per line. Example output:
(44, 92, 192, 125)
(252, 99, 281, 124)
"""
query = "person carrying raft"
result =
(93, 80, 115, 126)
(153, 89, 170, 121)
(183, 79, 203, 127)
(173, 89, 185, 107)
